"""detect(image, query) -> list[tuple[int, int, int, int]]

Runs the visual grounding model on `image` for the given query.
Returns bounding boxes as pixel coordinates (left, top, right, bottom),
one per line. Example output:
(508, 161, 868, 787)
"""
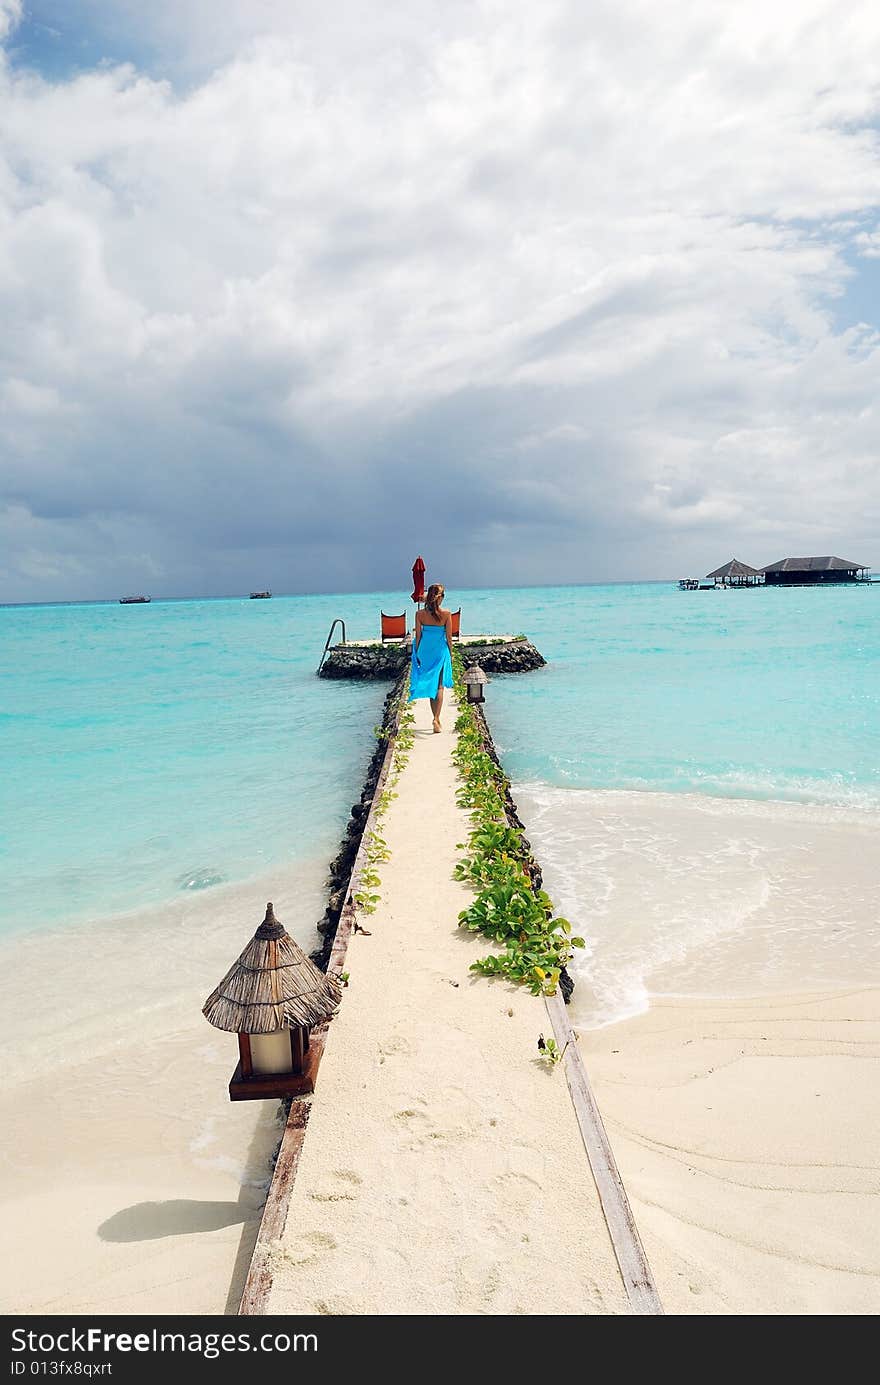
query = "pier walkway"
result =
(260, 692, 637, 1315)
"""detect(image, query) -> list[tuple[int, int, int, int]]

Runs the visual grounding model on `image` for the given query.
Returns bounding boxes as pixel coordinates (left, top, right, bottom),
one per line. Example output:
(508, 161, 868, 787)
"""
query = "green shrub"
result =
(451, 649, 585, 996)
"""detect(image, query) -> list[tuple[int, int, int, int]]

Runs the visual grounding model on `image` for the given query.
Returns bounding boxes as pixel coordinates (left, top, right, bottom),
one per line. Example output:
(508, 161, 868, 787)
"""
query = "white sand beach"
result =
(586, 988, 880, 1315)
(265, 695, 630, 1316)
(0, 859, 329, 1315)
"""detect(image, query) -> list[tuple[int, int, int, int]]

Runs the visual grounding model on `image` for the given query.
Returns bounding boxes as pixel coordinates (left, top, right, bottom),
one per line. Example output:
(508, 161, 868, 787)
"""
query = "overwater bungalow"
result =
(706, 559, 764, 588)
(761, 556, 870, 585)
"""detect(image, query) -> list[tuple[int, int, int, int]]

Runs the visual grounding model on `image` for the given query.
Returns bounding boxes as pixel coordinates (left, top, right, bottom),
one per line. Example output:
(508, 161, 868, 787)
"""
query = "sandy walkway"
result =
(265, 694, 630, 1315)
(586, 989, 880, 1314)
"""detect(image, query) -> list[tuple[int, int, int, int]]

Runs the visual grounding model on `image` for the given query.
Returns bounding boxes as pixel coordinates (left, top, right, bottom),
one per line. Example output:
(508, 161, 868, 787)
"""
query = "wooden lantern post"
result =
(203, 902, 341, 1101)
(463, 664, 488, 704)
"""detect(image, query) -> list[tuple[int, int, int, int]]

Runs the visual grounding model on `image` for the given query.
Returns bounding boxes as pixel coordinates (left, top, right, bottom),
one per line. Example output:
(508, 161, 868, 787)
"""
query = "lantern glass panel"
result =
(249, 1029, 294, 1075)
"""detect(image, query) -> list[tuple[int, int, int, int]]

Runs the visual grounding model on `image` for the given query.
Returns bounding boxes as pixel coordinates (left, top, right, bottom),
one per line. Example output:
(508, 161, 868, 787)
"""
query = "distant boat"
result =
(249, 590, 272, 599)
(119, 596, 151, 604)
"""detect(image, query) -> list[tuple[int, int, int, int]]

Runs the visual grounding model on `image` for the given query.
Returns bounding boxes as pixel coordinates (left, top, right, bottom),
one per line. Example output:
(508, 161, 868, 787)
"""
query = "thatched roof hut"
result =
(762, 555, 864, 573)
(761, 556, 868, 584)
(705, 558, 763, 582)
(203, 902, 341, 1035)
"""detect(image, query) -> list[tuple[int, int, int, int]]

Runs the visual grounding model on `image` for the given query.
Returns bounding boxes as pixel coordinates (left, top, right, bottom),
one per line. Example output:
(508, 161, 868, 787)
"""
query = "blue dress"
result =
(410, 622, 453, 700)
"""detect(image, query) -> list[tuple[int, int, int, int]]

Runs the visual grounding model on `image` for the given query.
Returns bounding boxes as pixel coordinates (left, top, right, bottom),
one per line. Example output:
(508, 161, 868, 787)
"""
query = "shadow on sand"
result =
(97, 1099, 286, 1314)
(98, 1200, 249, 1242)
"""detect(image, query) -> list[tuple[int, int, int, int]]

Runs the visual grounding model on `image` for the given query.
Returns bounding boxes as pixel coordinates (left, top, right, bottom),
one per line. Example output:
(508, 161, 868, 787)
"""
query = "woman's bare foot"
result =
(433, 717, 441, 733)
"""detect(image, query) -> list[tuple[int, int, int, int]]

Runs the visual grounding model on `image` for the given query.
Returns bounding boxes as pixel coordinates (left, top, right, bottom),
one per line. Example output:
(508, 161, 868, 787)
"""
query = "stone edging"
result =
(311, 674, 408, 969)
(319, 638, 546, 680)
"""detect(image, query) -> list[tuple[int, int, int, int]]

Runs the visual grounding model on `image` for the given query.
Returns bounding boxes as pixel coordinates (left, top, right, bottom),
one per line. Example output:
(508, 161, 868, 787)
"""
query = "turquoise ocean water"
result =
(479, 581, 880, 807)
(2, 583, 878, 1011)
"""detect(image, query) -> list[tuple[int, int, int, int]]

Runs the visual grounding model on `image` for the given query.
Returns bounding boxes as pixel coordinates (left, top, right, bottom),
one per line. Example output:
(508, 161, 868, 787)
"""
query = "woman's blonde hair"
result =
(425, 583, 445, 618)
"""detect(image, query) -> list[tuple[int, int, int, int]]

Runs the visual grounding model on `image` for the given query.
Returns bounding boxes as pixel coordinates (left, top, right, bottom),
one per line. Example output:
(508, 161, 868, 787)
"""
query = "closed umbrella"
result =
(411, 555, 426, 604)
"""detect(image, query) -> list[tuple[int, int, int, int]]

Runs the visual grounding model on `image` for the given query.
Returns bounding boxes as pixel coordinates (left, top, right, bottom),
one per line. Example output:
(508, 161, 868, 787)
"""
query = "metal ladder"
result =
(316, 618, 346, 673)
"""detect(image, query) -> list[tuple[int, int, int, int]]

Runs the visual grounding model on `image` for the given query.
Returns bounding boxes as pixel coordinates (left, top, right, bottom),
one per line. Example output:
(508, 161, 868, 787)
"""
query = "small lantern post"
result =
(463, 664, 488, 704)
(203, 902, 341, 1101)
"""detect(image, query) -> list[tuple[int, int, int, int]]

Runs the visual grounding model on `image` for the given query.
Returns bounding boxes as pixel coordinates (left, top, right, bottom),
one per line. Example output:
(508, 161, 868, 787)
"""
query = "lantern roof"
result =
(203, 903, 342, 1034)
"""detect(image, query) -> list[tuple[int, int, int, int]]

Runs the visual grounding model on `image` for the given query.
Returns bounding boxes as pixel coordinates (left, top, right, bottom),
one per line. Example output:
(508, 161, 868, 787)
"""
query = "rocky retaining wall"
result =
(319, 637, 545, 679)
(310, 674, 407, 970)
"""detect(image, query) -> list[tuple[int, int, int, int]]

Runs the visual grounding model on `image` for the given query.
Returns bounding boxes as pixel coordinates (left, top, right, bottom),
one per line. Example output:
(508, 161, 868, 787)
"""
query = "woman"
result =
(410, 583, 454, 732)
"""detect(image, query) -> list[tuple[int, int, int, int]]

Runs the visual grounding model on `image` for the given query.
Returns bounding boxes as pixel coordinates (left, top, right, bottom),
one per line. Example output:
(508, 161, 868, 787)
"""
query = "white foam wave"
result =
(515, 780, 880, 1027)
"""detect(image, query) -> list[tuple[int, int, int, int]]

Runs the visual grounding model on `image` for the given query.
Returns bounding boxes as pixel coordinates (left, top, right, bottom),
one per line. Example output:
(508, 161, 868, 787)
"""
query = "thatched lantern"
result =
(203, 902, 342, 1101)
(463, 664, 489, 704)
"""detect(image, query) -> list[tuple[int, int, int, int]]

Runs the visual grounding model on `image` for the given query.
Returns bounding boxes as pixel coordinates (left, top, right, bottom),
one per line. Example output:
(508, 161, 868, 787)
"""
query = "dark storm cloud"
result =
(1, 1, 879, 601)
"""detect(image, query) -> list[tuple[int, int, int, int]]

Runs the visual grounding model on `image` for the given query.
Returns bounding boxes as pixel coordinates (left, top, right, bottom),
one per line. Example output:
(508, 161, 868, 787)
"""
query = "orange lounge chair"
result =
(380, 612, 408, 642)
(449, 609, 461, 640)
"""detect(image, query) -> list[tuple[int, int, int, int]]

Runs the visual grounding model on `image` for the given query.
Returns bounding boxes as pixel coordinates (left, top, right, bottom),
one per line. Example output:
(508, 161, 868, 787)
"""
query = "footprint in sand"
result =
(393, 1091, 481, 1146)
(456, 1252, 503, 1305)
(308, 1168, 364, 1204)
(394, 1104, 432, 1129)
(393, 1099, 440, 1151)
(489, 1170, 546, 1215)
(314, 1295, 364, 1315)
(281, 1229, 337, 1267)
(506, 1143, 547, 1184)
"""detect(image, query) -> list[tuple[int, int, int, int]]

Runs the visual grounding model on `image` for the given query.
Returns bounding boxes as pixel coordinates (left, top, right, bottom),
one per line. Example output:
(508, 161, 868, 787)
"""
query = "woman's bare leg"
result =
(430, 684, 444, 731)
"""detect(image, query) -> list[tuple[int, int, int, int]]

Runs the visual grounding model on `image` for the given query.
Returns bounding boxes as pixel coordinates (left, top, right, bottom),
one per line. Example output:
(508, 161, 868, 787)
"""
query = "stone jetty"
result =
(319, 634, 545, 680)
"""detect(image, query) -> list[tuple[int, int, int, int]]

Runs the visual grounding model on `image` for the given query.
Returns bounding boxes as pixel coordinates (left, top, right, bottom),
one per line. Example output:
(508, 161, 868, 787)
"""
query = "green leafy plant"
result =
(366, 830, 390, 864)
(537, 1033, 568, 1066)
(352, 674, 413, 914)
(450, 649, 586, 997)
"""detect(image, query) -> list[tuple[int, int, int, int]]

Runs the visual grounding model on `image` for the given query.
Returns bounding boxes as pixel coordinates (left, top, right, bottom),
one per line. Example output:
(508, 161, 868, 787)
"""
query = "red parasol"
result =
(411, 555, 426, 603)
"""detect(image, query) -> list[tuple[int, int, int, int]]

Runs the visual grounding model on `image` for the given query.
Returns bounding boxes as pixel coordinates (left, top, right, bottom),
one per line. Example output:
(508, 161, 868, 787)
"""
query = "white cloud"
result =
(0, 1, 21, 43)
(1, 1, 880, 599)
(1, 377, 64, 414)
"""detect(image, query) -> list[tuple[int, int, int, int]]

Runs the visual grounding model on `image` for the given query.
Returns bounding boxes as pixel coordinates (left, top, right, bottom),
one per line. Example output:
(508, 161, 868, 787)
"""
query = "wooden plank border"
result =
(237, 675, 408, 1316)
(545, 991, 664, 1314)
(469, 699, 663, 1314)
(236, 1098, 312, 1316)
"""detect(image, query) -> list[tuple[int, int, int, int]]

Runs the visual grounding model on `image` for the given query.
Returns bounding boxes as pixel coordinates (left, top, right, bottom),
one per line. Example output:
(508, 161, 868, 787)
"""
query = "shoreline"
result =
(515, 778, 880, 821)
(5, 773, 875, 967)
(514, 781, 880, 1030)
(576, 978, 880, 1031)
(0, 853, 331, 1086)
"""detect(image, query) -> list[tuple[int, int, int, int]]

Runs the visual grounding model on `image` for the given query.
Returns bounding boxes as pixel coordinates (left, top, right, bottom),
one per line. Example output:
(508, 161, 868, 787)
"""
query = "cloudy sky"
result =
(2, 0, 879, 600)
